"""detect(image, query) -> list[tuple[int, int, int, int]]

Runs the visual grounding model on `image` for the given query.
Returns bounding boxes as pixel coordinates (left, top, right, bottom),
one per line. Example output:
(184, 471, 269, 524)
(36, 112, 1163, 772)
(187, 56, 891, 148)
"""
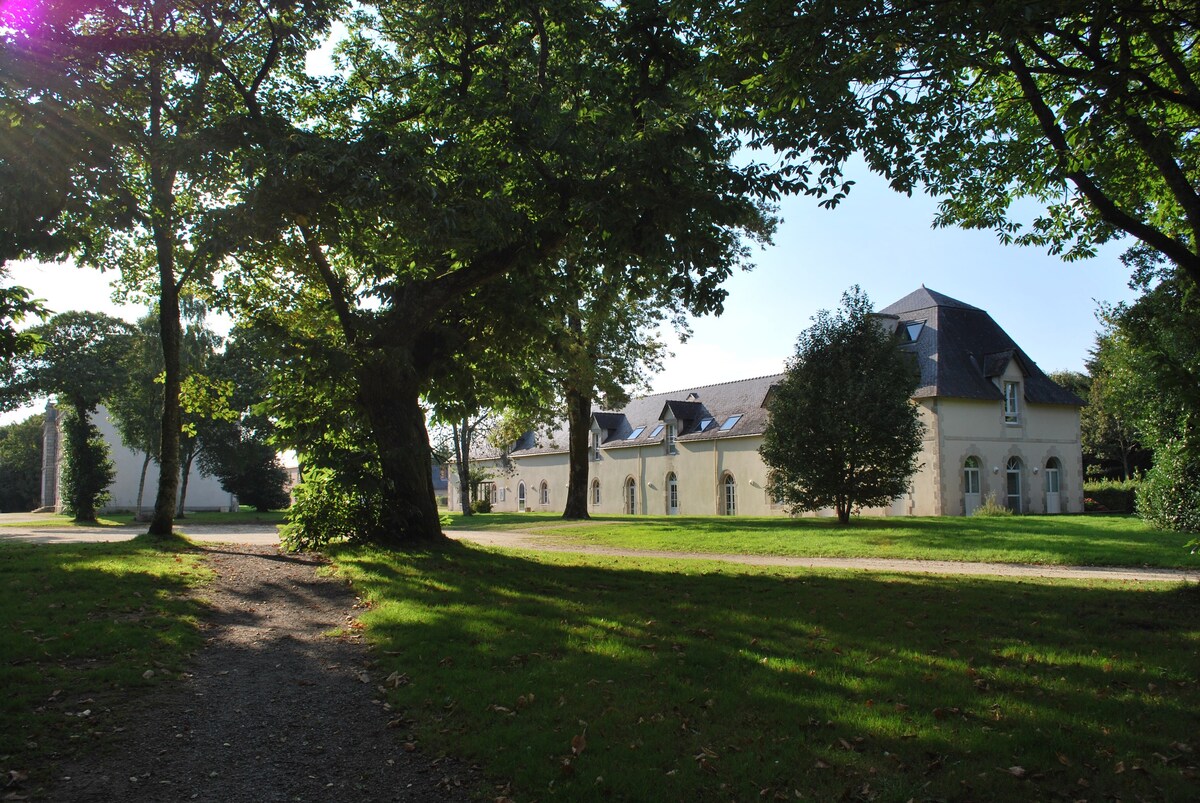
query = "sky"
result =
(2, 162, 1138, 427)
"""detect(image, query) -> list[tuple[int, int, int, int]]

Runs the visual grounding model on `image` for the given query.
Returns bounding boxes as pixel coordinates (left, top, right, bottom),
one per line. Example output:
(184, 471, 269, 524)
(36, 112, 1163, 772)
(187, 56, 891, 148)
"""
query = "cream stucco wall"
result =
(450, 387, 1083, 519)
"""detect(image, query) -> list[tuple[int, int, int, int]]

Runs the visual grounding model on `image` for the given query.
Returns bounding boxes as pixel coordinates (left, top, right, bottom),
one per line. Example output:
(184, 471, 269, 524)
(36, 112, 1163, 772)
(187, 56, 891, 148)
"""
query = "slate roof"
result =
(507, 373, 783, 458)
(879, 286, 1084, 406)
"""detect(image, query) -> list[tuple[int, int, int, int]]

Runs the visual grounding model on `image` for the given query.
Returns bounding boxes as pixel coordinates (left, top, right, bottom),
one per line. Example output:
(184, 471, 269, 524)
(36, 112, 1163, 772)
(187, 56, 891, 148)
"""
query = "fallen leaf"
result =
(571, 732, 587, 756)
(1004, 766, 1027, 778)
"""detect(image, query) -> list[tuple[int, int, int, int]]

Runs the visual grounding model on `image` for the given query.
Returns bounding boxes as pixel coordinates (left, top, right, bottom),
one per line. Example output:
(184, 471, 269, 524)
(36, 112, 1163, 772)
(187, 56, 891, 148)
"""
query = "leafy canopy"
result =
(761, 287, 925, 525)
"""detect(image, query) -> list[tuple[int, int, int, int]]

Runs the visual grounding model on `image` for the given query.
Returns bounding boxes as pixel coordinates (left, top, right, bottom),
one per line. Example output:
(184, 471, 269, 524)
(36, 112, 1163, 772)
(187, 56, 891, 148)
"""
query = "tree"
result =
(227, 0, 778, 546)
(1078, 332, 1152, 480)
(1, 311, 134, 521)
(108, 315, 165, 518)
(0, 0, 340, 537)
(716, 0, 1200, 284)
(761, 287, 925, 525)
(0, 413, 44, 512)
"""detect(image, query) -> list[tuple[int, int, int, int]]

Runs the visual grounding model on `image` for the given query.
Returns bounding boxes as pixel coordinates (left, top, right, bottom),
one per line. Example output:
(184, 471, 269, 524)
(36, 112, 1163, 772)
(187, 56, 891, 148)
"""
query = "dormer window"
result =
(905, 321, 925, 342)
(591, 431, 601, 460)
(719, 414, 742, 432)
(665, 423, 677, 453)
(1004, 381, 1020, 424)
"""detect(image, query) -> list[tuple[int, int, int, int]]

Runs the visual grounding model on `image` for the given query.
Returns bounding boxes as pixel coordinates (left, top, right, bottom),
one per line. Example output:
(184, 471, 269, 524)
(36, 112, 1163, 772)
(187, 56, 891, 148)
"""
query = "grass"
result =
(444, 512, 1200, 569)
(0, 508, 287, 527)
(332, 542, 1200, 802)
(0, 536, 212, 786)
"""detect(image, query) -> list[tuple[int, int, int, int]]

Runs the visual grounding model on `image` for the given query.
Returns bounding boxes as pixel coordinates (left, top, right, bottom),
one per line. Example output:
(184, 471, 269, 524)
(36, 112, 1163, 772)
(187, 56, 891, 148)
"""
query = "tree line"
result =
(2, 0, 1197, 541)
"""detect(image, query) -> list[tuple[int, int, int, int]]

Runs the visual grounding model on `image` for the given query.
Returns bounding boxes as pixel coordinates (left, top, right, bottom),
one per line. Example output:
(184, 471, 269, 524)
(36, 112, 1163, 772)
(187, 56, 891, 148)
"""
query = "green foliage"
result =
(970, 493, 1014, 518)
(719, 0, 1200, 282)
(280, 468, 385, 552)
(1137, 438, 1200, 533)
(0, 413, 44, 512)
(471, 497, 493, 514)
(761, 287, 925, 524)
(1083, 478, 1141, 514)
(59, 409, 115, 523)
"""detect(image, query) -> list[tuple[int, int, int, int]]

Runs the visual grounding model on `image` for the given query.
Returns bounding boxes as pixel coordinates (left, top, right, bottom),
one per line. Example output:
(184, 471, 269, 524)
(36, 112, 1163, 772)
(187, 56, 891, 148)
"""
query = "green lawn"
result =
(333, 543, 1200, 802)
(0, 538, 212, 787)
(444, 512, 1199, 569)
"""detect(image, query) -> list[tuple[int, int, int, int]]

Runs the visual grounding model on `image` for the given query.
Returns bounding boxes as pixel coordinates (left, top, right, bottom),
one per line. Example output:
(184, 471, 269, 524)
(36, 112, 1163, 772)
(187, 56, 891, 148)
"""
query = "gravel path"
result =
(45, 545, 476, 803)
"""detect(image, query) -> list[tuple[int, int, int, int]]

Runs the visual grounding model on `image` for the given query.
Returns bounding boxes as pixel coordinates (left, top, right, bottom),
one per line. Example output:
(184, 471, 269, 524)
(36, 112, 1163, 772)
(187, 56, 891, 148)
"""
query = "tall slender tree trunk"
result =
(135, 452, 150, 520)
(453, 421, 474, 516)
(356, 355, 445, 546)
(176, 449, 195, 517)
(146, 39, 182, 539)
(562, 383, 592, 520)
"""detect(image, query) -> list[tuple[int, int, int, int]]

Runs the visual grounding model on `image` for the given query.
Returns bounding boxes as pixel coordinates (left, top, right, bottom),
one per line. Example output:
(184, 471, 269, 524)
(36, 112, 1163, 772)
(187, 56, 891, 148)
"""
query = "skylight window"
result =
(649, 424, 665, 438)
(627, 426, 646, 439)
(697, 417, 713, 431)
(719, 414, 742, 431)
(905, 321, 925, 342)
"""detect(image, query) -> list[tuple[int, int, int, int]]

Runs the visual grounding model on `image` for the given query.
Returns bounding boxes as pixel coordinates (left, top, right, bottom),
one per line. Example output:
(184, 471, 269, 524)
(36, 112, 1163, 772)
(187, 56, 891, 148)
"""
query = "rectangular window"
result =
(591, 432, 600, 460)
(697, 417, 713, 431)
(665, 423, 676, 453)
(649, 424, 665, 439)
(719, 414, 742, 431)
(1004, 382, 1020, 423)
(628, 426, 646, 440)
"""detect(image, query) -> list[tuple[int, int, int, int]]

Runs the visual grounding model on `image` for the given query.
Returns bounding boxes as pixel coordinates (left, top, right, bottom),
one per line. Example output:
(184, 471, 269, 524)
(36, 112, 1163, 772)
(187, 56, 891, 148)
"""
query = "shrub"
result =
(280, 467, 384, 551)
(60, 411, 114, 522)
(471, 497, 492, 514)
(1083, 478, 1140, 514)
(971, 493, 1013, 517)
(1137, 439, 1200, 533)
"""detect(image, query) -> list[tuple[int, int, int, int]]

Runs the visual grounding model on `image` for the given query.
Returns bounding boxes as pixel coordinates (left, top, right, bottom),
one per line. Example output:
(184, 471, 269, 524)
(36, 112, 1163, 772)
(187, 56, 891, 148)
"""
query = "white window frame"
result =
(539, 481, 549, 505)
(666, 472, 679, 513)
(964, 457, 980, 495)
(517, 482, 526, 511)
(1004, 381, 1020, 424)
(723, 474, 737, 515)
(665, 423, 676, 454)
(591, 479, 601, 506)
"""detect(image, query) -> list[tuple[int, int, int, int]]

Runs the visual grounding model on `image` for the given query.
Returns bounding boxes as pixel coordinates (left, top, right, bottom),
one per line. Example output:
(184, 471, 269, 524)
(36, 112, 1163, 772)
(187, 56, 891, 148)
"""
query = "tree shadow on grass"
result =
(332, 541, 1200, 802)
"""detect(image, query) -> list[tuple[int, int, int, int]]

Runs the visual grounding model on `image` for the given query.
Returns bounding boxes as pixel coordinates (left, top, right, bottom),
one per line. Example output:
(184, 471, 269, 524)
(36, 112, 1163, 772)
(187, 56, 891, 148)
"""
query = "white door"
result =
(963, 458, 981, 516)
(1045, 463, 1061, 514)
(667, 474, 679, 515)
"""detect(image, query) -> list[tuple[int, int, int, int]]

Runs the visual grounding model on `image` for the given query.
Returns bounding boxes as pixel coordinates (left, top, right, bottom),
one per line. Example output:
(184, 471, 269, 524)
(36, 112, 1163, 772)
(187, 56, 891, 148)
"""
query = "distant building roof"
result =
(879, 286, 1084, 406)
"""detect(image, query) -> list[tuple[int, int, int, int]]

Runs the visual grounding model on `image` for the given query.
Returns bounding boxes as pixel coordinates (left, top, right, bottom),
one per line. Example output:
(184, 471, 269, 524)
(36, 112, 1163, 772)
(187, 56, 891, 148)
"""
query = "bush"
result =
(471, 497, 493, 514)
(971, 493, 1013, 517)
(1137, 439, 1200, 533)
(280, 468, 384, 551)
(1083, 478, 1140, 514)
(60, 410, 114, 522)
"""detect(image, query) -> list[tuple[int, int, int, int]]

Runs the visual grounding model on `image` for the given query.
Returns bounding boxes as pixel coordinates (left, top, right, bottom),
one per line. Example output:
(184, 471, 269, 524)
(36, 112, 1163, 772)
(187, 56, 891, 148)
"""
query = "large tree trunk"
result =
(562, 383, 591, 520)
(357, 356, 445, 546)
(453, 421, 473, 516)
(146, 49, 182, 539)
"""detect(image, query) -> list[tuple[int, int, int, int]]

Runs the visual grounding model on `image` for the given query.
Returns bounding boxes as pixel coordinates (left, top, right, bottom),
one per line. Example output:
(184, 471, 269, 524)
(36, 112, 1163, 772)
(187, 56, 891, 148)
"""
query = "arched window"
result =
(963, 456, 981, 515)
(1006, 457, 1022, 513)
(539, 481, 549, 506)
(666, 472, 679, 515)
(723, 473, 737, 516)
(517, 482, 526, 512)
(625, 477, 637, 515)
(1045, 457, 1062, 514)
(591, 479, 601, 506)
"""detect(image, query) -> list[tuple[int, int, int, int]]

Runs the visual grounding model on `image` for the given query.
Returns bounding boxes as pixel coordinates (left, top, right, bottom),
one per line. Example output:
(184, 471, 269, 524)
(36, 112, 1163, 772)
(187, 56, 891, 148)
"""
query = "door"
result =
(963, 457, 981, 515)
(1045, 459, 1061, 514)
(517, 482, 526, 513)
(667, 473, 679, 515)
(1006, 457, 1022, 513)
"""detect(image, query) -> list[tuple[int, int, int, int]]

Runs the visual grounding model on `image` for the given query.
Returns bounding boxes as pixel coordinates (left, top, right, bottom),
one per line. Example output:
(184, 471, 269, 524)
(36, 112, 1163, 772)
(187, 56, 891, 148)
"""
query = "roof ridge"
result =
(643, 372, 784, 400)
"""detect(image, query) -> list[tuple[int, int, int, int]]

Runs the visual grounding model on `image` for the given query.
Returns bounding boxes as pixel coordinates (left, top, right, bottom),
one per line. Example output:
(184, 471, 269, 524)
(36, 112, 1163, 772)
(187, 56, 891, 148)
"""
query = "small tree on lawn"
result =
(761, 287, 925, 525)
